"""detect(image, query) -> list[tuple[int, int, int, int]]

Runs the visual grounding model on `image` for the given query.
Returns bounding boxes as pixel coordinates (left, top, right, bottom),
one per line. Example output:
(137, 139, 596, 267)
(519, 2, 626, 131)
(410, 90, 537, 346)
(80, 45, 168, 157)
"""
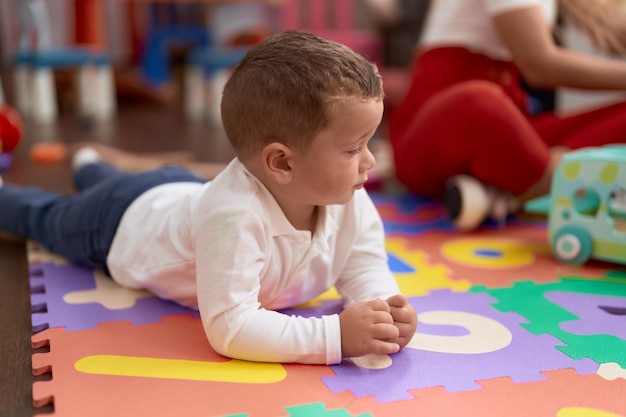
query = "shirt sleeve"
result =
(194, 207, 343, 364)
(334, 191, 400, 307)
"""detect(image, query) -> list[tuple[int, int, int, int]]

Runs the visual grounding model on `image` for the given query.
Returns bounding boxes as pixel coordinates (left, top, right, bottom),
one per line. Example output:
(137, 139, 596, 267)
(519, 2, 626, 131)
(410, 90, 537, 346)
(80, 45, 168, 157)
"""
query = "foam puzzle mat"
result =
(27, 191, 626, 417)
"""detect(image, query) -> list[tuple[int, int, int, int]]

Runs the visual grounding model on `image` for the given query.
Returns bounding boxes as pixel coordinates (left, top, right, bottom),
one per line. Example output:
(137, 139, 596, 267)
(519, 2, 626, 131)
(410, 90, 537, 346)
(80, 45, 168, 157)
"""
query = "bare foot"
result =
(166, 160, 229, 180)
(69, 142, 228, 180)
(69, 142, 194, 173)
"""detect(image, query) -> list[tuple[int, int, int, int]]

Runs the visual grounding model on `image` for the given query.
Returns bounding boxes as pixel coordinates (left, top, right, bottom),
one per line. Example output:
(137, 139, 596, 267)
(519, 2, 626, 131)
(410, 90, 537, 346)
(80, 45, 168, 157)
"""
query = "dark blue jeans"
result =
(0, 163, 205, 270)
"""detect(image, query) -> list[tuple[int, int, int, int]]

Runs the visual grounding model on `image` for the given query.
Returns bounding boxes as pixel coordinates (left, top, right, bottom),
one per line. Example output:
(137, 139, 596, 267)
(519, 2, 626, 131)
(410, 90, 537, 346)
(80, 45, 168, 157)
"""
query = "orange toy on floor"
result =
(30, 141, 68, 164)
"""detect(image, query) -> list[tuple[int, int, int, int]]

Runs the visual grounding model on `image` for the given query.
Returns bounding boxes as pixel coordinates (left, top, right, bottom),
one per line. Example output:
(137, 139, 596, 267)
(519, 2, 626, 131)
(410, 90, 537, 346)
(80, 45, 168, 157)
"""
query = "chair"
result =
(279, 0, 382, 64)
(139, 3, 210, 88)
(13, 0, 115, 124)
(184, 46, 248, 124)
(183, 3, 272, 124)
(14, 49, 115, 125)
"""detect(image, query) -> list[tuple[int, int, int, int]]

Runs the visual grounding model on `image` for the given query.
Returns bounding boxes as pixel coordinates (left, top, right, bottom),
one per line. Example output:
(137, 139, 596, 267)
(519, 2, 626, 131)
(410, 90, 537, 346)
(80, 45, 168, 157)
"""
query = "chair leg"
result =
(94, 65, 116, 121)
(14, 65, 32, 117)
(78, 65, 95, 118)
(184, 65, 206, 121)
(207, 68, 229, 126)
(31, 67, 57, 124)
(78, 65, 116, 122)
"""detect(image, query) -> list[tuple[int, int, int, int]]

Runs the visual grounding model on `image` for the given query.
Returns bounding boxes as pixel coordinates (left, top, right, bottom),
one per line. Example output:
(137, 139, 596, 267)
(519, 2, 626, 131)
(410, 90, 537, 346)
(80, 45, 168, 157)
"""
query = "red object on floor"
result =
(0, 104, 22, 153)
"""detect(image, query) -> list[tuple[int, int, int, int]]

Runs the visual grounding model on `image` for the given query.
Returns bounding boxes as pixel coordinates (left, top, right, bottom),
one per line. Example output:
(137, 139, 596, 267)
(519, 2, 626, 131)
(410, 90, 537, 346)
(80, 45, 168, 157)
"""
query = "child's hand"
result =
(386, 294, 418, 350)
(339, 298, 400, 358)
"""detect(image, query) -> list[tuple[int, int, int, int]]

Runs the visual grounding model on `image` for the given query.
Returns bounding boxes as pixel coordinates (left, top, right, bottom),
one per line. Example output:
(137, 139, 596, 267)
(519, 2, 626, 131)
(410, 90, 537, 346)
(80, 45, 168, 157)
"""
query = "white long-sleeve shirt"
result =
(420, 0, 556, 61)
(107, 159, 400, 364)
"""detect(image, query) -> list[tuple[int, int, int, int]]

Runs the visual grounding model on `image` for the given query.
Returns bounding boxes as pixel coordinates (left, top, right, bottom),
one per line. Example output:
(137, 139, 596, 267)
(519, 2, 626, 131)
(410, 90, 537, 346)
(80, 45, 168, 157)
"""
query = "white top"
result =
(107, 159, 400, 364)
(420, 0, 557, 61)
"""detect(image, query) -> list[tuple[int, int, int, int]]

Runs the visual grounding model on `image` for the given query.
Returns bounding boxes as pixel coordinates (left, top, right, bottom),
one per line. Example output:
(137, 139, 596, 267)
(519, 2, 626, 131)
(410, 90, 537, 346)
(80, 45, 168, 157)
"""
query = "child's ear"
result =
(262, 143, 293, 184)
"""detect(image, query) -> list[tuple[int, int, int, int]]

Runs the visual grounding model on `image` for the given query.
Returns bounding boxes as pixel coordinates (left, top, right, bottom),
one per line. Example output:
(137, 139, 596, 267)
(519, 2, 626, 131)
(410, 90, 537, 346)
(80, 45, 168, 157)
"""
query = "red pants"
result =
(389, 47, 626, 199)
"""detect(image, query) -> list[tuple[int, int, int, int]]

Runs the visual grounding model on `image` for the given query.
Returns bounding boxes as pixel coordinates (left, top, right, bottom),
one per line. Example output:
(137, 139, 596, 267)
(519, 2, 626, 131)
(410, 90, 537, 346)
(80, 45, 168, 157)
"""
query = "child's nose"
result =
(362, 147, 376, 171)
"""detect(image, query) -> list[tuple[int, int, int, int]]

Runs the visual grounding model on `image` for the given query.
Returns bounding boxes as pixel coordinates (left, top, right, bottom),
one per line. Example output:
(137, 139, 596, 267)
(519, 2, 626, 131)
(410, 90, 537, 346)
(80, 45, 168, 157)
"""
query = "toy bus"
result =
(525, 145, 626, 265)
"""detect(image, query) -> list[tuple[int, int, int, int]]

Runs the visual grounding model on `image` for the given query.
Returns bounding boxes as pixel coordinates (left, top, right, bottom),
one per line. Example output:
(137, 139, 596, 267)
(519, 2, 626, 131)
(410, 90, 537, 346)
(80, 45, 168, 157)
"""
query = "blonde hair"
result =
(558, 0, 626, 55)
(221, 31, 384, 161)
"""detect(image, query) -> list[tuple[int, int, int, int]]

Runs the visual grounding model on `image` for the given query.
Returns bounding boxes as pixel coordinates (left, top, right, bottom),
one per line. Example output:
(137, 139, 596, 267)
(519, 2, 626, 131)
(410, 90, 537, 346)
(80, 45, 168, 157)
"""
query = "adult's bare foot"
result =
(519, 146, 569, 202)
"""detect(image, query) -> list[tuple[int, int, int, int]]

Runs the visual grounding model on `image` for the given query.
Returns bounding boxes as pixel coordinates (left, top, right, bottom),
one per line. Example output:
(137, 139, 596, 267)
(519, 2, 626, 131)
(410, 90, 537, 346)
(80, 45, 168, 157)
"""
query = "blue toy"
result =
(525, 145, 626, 265)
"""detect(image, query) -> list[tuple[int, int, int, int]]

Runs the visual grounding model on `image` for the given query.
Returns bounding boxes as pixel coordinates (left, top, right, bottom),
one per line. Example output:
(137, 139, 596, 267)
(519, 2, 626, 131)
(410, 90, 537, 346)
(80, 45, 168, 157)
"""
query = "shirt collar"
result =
(238, 161, 339, 240)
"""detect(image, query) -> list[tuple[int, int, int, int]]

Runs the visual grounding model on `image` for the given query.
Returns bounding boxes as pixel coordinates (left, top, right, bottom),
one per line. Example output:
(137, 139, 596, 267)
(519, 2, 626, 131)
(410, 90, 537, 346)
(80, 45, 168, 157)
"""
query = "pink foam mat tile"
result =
(345, 369, 626, 417)
(30, 315, 355, 417)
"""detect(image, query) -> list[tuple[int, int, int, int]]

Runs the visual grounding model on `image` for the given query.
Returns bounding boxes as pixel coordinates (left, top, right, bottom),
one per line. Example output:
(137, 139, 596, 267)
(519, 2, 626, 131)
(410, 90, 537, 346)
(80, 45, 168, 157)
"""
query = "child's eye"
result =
(348, 146, 362, 155)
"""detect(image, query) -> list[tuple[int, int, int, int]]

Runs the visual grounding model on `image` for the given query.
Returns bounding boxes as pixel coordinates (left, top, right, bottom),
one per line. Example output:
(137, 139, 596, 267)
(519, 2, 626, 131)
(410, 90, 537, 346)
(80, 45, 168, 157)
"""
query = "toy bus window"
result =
(608, 189, 626, 233)
(572, 187, 600, 217)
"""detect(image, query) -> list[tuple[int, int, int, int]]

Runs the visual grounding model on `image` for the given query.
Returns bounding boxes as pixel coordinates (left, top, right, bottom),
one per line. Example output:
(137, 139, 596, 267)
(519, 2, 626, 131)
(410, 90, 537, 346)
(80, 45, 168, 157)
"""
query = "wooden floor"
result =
(0, 78, 236, 416)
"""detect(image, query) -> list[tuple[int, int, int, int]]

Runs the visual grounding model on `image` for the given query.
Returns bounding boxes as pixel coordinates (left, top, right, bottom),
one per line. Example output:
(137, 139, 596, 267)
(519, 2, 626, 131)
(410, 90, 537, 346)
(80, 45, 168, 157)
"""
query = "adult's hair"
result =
(558, 0, 626, 56)
(221, 30, 384, 161)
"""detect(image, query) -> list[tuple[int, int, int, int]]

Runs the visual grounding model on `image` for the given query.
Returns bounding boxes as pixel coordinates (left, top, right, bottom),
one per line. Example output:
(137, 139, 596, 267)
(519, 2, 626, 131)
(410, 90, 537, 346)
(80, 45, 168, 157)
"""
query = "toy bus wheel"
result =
(552, 225, 592, 265)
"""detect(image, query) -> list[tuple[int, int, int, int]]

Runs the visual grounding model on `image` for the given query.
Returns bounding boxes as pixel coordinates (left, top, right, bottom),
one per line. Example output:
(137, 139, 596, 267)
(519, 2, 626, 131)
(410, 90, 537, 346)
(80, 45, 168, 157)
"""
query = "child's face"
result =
(289, 98, 384, 206)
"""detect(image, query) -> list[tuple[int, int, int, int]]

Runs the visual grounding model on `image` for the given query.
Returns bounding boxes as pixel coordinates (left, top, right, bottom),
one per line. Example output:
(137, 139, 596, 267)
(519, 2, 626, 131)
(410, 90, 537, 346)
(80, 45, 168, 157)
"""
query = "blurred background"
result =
(0, 0, 431, 123)
(0, 0, 434, 187)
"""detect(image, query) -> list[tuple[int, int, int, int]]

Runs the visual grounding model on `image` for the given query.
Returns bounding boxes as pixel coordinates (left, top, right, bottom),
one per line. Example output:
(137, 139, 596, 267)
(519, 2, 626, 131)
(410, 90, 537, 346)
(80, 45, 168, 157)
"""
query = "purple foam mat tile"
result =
(321, 289, 598, 402)
(545, 291, 626, 340)
(29, 262, 196, 332)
